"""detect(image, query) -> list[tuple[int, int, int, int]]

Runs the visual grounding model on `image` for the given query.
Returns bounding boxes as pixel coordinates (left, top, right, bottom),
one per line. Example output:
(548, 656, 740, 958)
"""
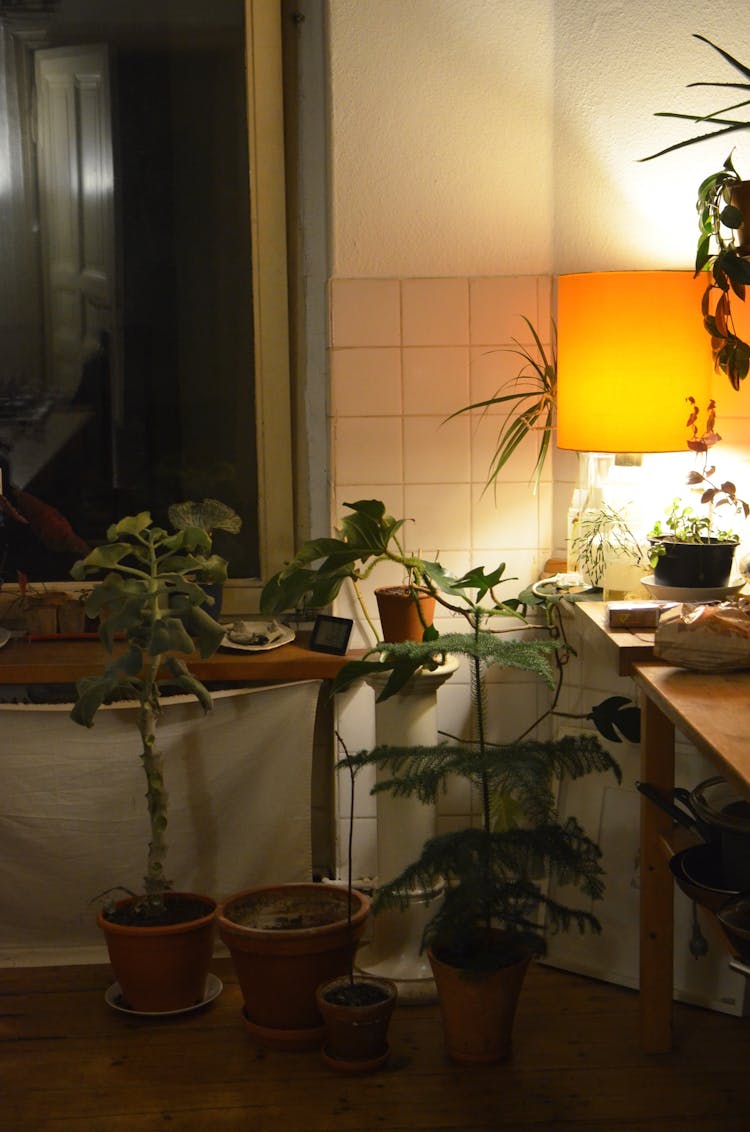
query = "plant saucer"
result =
(640, 576, 746, 602)
(104, 973, 223, 1016)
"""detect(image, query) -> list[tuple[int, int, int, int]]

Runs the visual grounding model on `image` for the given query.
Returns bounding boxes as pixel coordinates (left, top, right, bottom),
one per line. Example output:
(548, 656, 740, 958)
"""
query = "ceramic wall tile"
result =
(331, 348, 402, 416)
(469, 276, 544, 344)
(472, 480, 543, 550)
(403, 483, 472, 550)
(333, 417, 403, 485)
(402, 346, 470, 417)
(403, 414, 471, 484)
(330, 278, 401, 347)
(402, 278, 469, 346)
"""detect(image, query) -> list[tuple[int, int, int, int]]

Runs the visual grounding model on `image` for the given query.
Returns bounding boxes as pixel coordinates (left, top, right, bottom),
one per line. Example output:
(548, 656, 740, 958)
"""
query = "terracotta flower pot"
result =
(216, 883, 370, 1050)
(97, 892, 217, 1013)
(428, 942, 530, 1064)
(316, 974, 397, 1073)
(375, 586, 435, 642)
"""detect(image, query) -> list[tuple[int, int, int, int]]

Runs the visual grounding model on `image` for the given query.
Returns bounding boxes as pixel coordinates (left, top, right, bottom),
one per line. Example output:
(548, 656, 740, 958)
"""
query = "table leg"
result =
(639, 693, 675, 1052)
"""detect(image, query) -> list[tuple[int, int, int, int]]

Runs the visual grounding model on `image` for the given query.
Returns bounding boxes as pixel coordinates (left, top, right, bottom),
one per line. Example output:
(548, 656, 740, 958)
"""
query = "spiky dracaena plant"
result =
(332, 563, 621, 968)
(69, 508, 236, 909)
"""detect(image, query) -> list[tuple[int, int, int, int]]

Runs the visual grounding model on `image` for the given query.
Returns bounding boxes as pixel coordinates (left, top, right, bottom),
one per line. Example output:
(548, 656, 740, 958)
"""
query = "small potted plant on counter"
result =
(260, 498, 439, 645)
(332, 564, 621, 1064)
(70, 503, 237, 1013)
(647, 399, 748, 591)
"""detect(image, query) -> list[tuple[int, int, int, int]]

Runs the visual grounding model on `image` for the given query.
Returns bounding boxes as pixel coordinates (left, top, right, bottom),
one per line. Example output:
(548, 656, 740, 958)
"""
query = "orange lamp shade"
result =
(556, 271, 713, 453)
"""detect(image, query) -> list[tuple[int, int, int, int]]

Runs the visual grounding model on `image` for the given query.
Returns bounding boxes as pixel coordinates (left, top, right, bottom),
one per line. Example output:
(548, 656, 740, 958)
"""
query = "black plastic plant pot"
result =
(651, 538, 738, 589)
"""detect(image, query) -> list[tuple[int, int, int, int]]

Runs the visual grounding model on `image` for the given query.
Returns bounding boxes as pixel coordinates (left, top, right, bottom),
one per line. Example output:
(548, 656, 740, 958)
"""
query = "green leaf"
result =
(163, 657, 213, 712)
(147, 616, 195, 656)
(109, 512, 152, 538)
(588, 697, 641, 744)
(181, 604, 226, 658)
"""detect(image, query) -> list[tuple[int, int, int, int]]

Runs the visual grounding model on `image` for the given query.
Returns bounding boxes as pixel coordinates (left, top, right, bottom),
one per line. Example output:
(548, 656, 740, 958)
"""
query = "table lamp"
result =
(556, 271, 712, 460)
(556, 271, 713, 589)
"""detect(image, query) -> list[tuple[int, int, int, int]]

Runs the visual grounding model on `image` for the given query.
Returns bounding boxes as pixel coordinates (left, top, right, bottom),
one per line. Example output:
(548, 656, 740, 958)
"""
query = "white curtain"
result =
(0, 681, 323, 965)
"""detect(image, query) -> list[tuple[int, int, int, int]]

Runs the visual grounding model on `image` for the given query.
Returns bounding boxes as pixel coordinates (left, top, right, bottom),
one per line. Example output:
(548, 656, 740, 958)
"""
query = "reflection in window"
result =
(0, 0, 258, 583)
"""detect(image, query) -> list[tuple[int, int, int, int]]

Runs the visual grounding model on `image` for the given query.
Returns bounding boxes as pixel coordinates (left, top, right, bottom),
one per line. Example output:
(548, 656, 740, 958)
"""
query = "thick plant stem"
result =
(139, 655, 169, 904)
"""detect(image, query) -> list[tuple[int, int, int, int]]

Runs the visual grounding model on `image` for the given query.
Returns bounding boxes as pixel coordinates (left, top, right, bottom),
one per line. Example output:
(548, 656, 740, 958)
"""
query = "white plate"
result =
(105, 973, 223, 1016)
(220, 619, 295, 652)
(640, 575, 746, 602)
(0, 627, 9, 649)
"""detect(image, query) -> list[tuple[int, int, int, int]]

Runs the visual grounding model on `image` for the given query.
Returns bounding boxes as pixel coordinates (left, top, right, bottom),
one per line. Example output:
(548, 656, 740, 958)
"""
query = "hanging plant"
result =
(641, 36, 750, 389)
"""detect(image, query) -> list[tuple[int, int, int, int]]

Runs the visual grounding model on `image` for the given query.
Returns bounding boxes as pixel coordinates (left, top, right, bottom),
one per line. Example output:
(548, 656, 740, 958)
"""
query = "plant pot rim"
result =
(374, 585, 433, 598)
(427, 934, 531, 974)
(649, 535, 739, 547)
(97, 891, 217, 936)
(316, 973, 397, 1002)
(216, 882, 370, 939)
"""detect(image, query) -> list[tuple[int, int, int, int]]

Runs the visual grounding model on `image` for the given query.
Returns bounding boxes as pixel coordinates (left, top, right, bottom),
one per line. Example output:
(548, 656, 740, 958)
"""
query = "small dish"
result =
(640, 575, 746, 603)
(220, 619, 295, 652)
(105, 973, 223, 1016)
(0, 627, 9, 649)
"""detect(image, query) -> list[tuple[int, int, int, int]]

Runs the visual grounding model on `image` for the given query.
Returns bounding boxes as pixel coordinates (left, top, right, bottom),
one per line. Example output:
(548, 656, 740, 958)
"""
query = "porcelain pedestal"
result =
(356, 659, 458, 1003)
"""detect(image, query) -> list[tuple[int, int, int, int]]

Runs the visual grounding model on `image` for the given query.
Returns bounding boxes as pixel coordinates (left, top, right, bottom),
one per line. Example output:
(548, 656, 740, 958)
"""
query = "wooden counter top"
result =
(571, 600, 658, 676)
(0, 633, 360, 686)
(633, 662, 750, 800)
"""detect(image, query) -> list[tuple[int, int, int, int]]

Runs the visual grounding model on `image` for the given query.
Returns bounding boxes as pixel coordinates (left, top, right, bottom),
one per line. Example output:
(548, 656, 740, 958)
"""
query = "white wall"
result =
(329, 0, 750, 277)
(328, 0, 554, 276)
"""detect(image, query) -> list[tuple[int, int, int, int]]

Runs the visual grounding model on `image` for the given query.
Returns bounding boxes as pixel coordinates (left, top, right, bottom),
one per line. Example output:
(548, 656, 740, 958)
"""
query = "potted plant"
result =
(647, 399, 748, 588)
(215, 882, 371, 1051)
(332, 565, 621, 1064)
(569, 502, 647, 595)
(260, 498, 438, 645)
(642, 36, 750, 388)
(69, 503, 237, 1013)
(314, 737, 397, 1074)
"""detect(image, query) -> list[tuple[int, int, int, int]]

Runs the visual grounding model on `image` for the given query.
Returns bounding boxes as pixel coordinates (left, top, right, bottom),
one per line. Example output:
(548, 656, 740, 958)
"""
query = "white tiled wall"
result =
(328, 274, 557, 879)
(327, 272, 750, 883)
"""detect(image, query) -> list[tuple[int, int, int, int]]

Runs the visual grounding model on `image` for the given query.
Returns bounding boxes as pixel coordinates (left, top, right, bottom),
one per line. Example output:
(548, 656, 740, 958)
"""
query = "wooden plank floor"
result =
(3, 958, 750, 1131)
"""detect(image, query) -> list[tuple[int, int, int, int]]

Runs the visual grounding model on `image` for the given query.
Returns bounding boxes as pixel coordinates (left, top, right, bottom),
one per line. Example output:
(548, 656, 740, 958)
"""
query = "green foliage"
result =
(168, 498, 243, 534)
(641, 36, 750, 163)
(69, 503, 238, 904)
(571, 504, 646, 588)
(340, 733, 620, 963)
(693, 154, 750, 389)
(334, 559, 621, 967)
(640, 36, 750, 387)
(447, 318, 556, 494)
(260, 499, 438, 643)
(648, 498, 739, 568)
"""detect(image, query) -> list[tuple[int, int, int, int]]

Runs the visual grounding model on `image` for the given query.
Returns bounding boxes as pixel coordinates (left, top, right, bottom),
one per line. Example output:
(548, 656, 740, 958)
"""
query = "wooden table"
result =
(0, 632, 357, 685)
(571, 600, 657, 676)
(633, 663, 750, 1052)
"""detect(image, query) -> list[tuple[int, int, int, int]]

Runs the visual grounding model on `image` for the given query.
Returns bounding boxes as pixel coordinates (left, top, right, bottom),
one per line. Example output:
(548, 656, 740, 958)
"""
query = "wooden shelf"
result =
(0, 633, 363, 686)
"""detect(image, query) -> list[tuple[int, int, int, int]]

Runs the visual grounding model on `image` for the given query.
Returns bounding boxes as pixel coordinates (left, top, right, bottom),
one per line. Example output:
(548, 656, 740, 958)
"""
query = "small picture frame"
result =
(308, 614, 353, 655)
